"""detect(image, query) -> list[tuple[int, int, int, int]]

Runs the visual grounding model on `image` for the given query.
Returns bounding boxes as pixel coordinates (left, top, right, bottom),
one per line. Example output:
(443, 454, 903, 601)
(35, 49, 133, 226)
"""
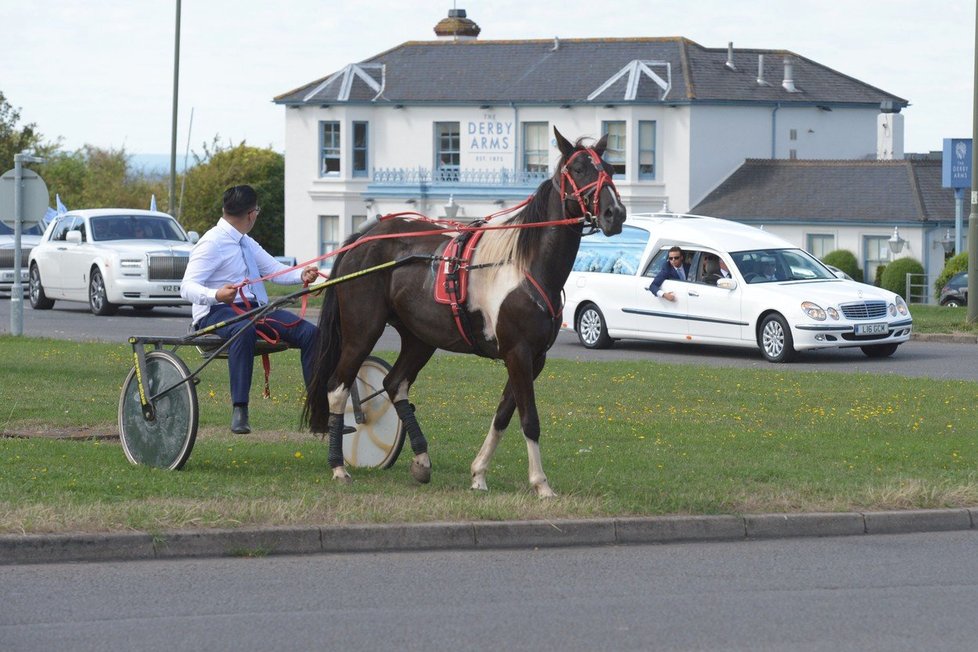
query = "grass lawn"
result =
(908, 303, 978, 334)
(2, 333, 977, 534)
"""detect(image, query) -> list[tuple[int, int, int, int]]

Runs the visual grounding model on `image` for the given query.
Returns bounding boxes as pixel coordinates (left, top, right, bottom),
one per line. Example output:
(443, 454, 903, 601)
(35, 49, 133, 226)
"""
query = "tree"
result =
(880, 256, 924, 301)
(39, 146, 166, 210)
(821, 249, 863, 283)
(180, 140, 286, 255)
(0, 91, 53, 168)
(934, 252, 968, 295)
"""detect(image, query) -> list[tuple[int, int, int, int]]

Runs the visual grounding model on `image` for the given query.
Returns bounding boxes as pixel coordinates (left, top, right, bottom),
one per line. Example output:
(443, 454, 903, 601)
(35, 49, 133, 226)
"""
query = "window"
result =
(353, 122, 368, 177)
(644, 248, 692, 279)
(638, 120, 656, 180)
(789, 149, 798, 160)
(790, 128, 798, 141)
(573, 224, 649, 274)
(435, 122, 460, 181)
(352, 214, 368, 233)
(522, 122, 549, 174)
(602, 121, 626, 177)
(319, 215, 339, 270)
(49, 216, 76, 242)
(807, 234, 835, 259)
(320, 121, 340, 176)
(864, 236, 890, 285)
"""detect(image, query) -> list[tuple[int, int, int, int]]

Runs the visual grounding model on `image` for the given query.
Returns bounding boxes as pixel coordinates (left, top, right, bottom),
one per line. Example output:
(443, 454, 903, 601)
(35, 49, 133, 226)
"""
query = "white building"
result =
(274, 9, 908, 270)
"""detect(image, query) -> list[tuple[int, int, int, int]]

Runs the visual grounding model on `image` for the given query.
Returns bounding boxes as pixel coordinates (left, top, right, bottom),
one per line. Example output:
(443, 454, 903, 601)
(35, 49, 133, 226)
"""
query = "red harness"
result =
(559, 147, 619, 220)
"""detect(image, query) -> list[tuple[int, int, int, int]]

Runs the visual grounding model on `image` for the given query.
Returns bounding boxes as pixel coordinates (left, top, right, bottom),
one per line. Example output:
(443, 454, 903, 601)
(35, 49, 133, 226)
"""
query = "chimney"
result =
(725, 42, 737, 71)
(782, 57, 799, 93)
(433, 8, 481, 41)
(756, 54, 771, 86)
(877, 105, 905, 160)
(552, 36, 560, 51)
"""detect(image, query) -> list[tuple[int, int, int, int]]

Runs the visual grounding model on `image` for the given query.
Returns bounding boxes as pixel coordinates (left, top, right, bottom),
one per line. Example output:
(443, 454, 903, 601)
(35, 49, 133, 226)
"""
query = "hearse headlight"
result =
(892, 296, 909, 316)
(826, 307, 840, 320)
(119, 258, 142, 269)
(802, 301, 826, 320)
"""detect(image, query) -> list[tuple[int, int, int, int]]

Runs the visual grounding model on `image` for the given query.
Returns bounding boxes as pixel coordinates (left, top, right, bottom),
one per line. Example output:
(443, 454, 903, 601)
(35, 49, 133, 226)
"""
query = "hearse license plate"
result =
(855, 323, 888, 335)
(162, 285, 180, 292)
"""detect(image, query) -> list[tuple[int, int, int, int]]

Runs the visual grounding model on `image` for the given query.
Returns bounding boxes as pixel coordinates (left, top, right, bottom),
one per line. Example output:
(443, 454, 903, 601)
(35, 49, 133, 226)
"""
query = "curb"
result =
(911, 332, 977, 344)
(2, 508, 975, 565)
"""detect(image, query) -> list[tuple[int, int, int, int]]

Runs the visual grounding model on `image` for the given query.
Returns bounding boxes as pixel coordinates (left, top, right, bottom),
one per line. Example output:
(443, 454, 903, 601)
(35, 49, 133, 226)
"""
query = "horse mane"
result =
(475, 137, 600, 279)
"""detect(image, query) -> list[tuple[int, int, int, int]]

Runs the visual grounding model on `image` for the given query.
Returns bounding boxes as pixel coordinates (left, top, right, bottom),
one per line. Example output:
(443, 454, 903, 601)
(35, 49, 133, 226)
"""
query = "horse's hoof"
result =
(410, 459, 432, 484)
(470, 476, 488, 492)
(332, 468, 352, 484)
(534, 483, 556, 498)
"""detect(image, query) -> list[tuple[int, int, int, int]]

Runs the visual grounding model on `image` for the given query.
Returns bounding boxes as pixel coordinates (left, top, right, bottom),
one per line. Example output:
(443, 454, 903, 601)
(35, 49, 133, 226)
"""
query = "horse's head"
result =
(554, 127, 626, 236)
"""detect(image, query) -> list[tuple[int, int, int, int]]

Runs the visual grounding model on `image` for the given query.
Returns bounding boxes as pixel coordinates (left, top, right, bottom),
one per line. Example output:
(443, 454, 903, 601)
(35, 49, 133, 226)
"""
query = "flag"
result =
(43, 207, 57, 225)
(150, 194, 157, 212)
(56, 194, 68, 215)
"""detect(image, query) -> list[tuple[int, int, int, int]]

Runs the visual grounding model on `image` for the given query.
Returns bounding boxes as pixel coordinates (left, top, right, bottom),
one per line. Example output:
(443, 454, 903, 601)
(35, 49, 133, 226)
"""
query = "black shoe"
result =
(231, 406, 250, 434)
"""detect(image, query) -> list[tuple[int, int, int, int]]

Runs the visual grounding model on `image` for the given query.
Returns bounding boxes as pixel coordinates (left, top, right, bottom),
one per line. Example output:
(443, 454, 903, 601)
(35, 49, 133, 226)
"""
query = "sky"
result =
(3, 0, 975, 159)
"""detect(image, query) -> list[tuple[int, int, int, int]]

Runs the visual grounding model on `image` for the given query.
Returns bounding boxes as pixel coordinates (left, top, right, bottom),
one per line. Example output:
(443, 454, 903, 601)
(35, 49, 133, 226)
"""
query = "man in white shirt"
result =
(181, 185, 320, 434)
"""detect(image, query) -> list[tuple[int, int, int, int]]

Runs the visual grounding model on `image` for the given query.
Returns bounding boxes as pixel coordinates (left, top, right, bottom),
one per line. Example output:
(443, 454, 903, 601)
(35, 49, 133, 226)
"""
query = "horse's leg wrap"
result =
(394, 400, 427, 454)
(395, 400, 431, 484)
(327, 413, 346, 469)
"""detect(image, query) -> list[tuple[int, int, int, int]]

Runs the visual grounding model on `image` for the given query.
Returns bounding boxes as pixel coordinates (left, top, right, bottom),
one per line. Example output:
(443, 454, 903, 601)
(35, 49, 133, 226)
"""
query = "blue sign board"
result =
(942, 138, 972, 188)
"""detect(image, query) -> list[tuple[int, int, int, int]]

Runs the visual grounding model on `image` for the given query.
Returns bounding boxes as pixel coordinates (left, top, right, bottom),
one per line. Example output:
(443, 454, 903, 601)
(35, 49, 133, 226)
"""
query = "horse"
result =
(303, 127, 626, 496)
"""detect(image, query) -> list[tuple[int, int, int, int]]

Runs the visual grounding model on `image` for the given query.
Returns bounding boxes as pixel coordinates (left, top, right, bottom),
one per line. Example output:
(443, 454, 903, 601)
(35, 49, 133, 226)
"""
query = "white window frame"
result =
(320, 121, 341, 177)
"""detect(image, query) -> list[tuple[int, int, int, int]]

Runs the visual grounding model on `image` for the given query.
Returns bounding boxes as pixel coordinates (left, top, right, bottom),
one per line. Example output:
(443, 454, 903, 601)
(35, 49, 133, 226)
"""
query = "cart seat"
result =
(193, 334, 294, 358)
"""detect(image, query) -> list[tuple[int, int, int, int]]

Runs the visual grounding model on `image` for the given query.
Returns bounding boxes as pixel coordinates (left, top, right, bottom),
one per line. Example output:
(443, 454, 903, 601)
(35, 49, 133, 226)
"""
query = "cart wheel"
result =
(118, 350, 199, 470)
(343, 356, 405, 469)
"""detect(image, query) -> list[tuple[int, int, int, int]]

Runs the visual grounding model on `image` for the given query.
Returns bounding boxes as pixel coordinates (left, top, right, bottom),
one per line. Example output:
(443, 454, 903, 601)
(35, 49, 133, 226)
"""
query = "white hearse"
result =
(563, 213, 913, 362)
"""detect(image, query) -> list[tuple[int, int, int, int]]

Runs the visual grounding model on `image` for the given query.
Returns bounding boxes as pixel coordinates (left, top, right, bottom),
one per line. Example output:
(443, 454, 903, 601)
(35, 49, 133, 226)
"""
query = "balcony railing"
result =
(371, 167, 550, 186)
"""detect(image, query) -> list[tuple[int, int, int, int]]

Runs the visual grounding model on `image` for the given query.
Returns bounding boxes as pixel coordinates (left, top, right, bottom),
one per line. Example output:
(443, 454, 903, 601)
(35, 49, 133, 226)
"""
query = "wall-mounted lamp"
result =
(364, 197, 374, 210)
(492, 199, 505, 206)
(939, 229, 955, 255)
(405, 198, 417, 205)
(444, 194, 459, 219)
(887, 226, 905, 255)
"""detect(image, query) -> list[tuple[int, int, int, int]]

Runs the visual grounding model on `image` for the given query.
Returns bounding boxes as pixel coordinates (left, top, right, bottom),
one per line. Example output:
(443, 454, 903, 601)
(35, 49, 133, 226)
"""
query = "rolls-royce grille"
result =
(148, 255, 188, 281)
(0, 248, 31, 268)
(840, 300, 888, 320)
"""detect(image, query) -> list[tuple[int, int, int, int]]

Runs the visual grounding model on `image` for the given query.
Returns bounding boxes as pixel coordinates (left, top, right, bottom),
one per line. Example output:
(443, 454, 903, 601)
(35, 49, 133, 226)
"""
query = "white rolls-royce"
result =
(563, 213, 912, 362)
(28, 209, 199, 316)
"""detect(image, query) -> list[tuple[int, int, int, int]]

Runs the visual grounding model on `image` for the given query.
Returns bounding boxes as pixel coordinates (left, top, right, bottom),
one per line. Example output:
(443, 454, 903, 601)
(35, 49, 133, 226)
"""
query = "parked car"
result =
(563, 213, 913, 362)
(939, 271, 968, 307)
(28, 209, 199, 315)
(0, 221, 45, 295)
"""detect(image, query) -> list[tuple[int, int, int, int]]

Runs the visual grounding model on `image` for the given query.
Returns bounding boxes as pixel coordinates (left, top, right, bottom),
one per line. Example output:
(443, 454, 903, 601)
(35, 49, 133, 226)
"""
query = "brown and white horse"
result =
(303, 128, 625, 496)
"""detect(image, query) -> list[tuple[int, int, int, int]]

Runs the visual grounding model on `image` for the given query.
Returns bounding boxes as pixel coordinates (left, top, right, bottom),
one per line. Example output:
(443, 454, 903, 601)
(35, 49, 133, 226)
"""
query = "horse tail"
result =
(303, 275, 343, 433)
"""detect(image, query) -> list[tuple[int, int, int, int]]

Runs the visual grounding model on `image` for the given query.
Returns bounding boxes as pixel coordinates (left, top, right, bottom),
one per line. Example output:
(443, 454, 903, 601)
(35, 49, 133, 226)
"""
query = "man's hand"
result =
(662, 291, 676, 302)
(215, 284, 238, 304)
(301, 265, 320, 284)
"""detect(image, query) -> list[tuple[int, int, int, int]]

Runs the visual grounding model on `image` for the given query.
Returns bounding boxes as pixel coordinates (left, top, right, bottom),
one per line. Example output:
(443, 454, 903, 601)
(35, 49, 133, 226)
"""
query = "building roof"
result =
(690, 158, 956, 225)
(274, 37, 907, 108)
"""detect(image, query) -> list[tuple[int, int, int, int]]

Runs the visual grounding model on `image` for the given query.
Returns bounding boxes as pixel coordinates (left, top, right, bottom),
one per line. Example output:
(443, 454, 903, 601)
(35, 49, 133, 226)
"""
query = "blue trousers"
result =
(198, 303, 319, 405)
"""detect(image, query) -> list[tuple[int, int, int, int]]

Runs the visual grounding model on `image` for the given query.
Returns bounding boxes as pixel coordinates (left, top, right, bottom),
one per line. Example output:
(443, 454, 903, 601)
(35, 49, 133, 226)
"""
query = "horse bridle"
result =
(558, 147, 620, 232)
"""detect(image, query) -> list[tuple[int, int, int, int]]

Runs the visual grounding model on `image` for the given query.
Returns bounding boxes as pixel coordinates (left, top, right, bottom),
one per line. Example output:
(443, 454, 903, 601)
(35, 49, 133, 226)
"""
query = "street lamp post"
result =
(168, 0, 182, 216)
(969, 5, 978, 324)
(10, 151, 46, 336)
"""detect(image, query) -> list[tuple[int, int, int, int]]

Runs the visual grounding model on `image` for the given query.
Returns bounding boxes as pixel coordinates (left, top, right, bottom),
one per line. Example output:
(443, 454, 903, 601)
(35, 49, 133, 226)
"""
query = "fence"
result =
(905, 272, 930, 304)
